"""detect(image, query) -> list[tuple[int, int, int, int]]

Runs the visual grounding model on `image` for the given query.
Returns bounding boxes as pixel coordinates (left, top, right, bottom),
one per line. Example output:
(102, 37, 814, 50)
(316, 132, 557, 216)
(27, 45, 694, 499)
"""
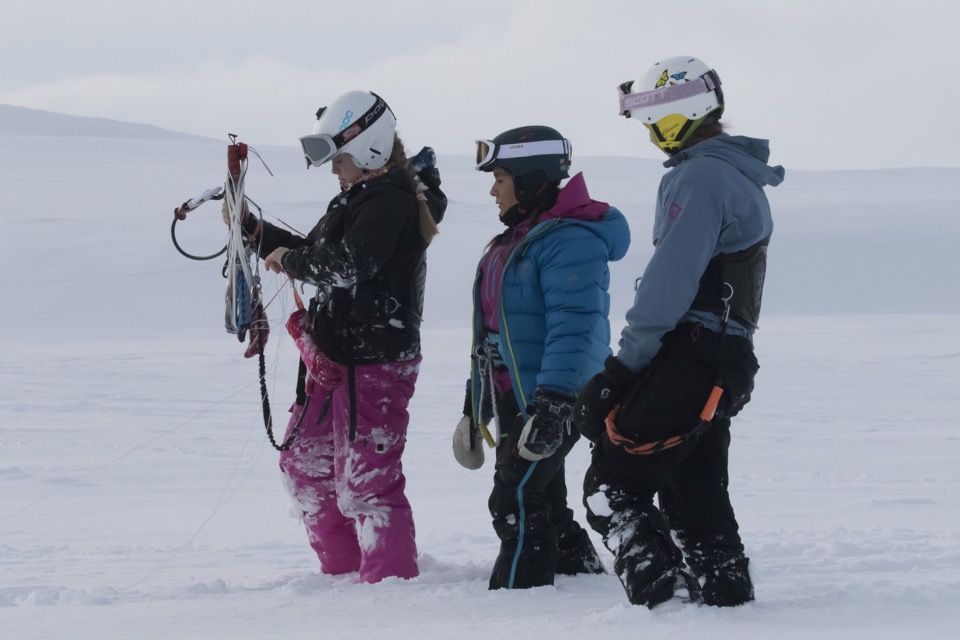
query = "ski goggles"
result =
(299, 134, 340, 168)
(475, 138, 572, 172)
(299, 93, 389, 167)
(618, 70, 720, 117)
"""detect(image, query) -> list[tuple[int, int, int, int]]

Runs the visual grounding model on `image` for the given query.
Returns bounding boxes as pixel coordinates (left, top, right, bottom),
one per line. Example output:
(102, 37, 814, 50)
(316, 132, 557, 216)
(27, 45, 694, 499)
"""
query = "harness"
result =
(604, 238, 769, 455)
(691, 238, 769, 331)
(336, 263, 425, 331)
(604, 311, 729, 456)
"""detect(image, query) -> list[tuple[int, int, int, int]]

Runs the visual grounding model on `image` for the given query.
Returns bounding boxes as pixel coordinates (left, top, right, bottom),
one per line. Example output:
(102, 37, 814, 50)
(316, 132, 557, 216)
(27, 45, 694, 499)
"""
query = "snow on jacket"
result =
(616, 133, 784, 372)
(256, 168, 447, 365)
(469, 172, 631, 423)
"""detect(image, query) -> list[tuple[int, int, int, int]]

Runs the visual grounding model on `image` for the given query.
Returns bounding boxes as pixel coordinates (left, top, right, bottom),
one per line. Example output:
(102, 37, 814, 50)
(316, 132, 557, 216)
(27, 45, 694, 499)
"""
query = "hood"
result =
(667, 133, 785, 188)
(527, 172, 630, 262)
(539, 172, 610, 222)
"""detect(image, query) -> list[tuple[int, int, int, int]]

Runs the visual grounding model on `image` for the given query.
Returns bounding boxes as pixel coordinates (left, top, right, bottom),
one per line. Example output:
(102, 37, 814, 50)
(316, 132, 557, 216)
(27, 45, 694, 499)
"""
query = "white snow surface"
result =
(2, 109, 959, 639)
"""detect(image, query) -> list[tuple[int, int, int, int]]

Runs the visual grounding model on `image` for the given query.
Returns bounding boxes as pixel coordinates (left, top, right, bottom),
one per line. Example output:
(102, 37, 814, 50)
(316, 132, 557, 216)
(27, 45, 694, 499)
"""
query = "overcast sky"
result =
(1, 0, 957, 170)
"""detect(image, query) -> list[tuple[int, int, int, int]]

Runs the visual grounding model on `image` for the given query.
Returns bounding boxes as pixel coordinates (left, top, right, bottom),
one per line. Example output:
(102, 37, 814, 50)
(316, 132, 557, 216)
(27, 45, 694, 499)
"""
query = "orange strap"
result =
(700, 385, 724, 421)
(604, 385, 724, 456)
(290, 284, 305, 311)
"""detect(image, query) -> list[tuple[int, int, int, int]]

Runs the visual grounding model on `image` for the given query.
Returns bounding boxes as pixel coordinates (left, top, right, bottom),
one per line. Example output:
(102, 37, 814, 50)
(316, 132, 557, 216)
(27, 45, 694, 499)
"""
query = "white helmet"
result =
(618, 56, 723, 152)
(299, 90, 397, 170)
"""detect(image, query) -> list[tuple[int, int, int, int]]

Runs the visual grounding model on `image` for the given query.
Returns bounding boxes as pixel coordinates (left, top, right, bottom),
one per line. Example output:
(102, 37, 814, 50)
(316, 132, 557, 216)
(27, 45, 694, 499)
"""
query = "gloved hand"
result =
(410, 146, 441, 191)
(410, 146, 436, 172)
(452, 414, 485, 470)
(517, 389, 574, 461)
(573, 355, 641, 443)
(286, 309, 344, 388)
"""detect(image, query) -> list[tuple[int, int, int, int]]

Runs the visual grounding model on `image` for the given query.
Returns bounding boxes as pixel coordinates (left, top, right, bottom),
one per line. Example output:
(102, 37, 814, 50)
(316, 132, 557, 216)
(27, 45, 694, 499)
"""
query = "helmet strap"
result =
(499, 204, 525, 228)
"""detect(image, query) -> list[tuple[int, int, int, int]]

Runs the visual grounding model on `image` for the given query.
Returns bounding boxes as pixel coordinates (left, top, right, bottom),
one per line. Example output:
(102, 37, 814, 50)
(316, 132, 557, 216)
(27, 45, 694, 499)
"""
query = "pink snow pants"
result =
(278, 356, 421, 583)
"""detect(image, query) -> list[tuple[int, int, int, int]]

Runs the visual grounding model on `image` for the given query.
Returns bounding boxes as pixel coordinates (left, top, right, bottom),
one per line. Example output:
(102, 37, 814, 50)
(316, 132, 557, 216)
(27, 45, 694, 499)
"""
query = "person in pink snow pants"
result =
(227, 90, 446, 583)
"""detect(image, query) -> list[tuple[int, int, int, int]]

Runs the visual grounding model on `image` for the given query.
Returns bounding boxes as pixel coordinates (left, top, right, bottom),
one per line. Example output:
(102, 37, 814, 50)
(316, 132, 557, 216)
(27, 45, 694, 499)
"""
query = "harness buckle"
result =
(476, 333, 504, 367)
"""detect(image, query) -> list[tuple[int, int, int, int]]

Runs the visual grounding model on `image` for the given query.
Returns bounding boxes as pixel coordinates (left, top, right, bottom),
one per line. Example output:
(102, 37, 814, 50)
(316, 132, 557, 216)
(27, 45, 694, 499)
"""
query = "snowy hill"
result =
(0, 103, 214, 141)
(1, 111, 959, 639)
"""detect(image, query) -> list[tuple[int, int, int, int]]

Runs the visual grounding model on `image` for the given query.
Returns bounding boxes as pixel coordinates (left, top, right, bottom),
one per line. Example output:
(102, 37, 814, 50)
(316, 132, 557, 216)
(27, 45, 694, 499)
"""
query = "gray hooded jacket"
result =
(617, 133, 785, 372)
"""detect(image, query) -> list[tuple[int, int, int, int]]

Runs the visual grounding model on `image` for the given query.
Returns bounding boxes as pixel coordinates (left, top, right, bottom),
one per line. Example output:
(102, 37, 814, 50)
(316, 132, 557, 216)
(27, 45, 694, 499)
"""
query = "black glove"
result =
(410, 146, 435, 172)
(462, 386, 472, 417)
(715, 339, 759, 419)
(517, 389, 574, 461)
(410, 146, 442, 191)
(573, 355, 641, 443)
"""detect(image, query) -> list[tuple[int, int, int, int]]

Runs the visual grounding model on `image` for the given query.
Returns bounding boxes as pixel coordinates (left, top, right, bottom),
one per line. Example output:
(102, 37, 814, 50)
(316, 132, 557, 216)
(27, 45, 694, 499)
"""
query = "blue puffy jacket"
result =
(468, 173, 631, 429)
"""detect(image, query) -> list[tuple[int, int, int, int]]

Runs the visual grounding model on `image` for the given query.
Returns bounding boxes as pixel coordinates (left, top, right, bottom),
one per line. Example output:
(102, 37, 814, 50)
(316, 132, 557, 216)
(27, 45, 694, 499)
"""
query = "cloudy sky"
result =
(1, 0, 957, 170)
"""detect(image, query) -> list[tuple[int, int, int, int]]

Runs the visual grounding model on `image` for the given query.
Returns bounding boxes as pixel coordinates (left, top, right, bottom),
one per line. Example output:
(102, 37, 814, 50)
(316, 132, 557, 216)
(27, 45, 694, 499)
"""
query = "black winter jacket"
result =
(255, 168, 446, 365)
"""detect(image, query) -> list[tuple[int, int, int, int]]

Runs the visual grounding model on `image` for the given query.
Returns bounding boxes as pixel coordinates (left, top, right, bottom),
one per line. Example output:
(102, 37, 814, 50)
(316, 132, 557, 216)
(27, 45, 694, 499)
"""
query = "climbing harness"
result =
(604, 285, 733, 455)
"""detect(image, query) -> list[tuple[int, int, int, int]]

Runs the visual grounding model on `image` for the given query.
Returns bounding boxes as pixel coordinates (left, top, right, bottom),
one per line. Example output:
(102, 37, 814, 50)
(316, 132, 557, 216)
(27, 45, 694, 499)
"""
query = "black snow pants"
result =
(583, 323, 756, 608)
(488, 389, 603, 590)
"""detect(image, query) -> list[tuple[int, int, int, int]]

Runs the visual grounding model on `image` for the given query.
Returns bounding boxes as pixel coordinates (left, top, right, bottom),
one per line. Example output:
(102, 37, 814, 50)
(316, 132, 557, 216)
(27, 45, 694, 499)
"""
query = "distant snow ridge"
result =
(0, 104, 210, 141)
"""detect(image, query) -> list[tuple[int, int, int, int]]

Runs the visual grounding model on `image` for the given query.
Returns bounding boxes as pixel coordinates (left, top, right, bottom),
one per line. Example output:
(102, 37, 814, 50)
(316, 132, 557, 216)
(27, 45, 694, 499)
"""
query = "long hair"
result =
(389, 135, 439, 244)
(680, 119, 726, 151)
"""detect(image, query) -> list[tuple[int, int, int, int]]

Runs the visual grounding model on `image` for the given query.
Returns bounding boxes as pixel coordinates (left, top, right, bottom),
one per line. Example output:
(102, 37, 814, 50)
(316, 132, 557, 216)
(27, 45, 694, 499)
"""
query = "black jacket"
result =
(256, 168, 446, 364)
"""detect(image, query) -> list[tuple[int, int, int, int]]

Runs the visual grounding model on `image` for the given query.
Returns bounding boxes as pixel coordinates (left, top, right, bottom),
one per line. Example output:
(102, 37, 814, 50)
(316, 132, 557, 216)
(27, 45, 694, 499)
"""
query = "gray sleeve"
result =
(615, 176, 723, 372)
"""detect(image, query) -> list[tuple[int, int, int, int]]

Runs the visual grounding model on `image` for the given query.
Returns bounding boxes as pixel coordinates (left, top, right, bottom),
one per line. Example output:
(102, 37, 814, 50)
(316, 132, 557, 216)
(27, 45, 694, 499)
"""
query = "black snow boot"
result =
(555, 527, 605, 575)
(619, 563, 694, 608)
(698, 556, 754, 607)
(489, 538, 557, 590)
(609, 510, 688, 608)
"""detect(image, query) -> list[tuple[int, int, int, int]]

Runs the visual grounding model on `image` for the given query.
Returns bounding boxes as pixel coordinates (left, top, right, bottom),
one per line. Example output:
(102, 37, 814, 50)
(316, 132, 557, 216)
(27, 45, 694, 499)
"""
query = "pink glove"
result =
(243, 300, 270, 359)
(286, 309, 344, 388)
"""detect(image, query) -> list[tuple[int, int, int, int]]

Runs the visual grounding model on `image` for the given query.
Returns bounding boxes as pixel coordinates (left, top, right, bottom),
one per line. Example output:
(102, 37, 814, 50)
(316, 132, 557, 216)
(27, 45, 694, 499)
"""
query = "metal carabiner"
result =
(720, 282, 734, 324)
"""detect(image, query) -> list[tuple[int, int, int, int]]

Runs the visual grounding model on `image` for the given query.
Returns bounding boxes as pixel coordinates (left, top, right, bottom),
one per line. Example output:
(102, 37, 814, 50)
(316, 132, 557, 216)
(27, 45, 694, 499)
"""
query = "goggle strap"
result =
(492, 139, 571, 160)
(330, 93, 388, 150)
(617, 72, 719, 115)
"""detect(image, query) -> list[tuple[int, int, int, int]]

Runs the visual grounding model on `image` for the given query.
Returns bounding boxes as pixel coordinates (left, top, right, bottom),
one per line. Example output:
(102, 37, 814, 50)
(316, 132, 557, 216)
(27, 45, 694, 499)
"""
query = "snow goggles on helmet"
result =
(474, 138, 572, 172)
(299, 93, 389, 167)
(618, 70, 720, 117)
(299, 134, 339, 168)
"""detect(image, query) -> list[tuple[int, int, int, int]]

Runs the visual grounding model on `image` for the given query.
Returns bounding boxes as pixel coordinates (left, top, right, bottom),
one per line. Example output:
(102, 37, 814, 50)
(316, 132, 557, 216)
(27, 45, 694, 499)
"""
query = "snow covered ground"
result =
(2, 108, 959, 639)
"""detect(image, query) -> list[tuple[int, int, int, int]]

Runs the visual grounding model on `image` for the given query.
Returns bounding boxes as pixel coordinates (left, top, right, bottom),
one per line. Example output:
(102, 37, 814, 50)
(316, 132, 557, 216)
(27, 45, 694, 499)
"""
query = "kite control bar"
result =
(173, 185, 225, 221)
(171, 185, 228, 260)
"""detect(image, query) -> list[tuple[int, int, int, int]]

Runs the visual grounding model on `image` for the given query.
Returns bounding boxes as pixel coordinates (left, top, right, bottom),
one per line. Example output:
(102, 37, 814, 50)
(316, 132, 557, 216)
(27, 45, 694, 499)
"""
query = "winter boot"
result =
(555, 527, 605, 575)
(608, 511, 687, 608)
(489, 536, 557, 590)
(698, 556, 754, 607)
(616, 554, 685, 608)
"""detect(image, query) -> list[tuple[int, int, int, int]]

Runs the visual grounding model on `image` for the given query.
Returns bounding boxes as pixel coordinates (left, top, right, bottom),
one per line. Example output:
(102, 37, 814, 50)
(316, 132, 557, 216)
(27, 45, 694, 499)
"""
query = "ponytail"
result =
(389, 135, 439, 245)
